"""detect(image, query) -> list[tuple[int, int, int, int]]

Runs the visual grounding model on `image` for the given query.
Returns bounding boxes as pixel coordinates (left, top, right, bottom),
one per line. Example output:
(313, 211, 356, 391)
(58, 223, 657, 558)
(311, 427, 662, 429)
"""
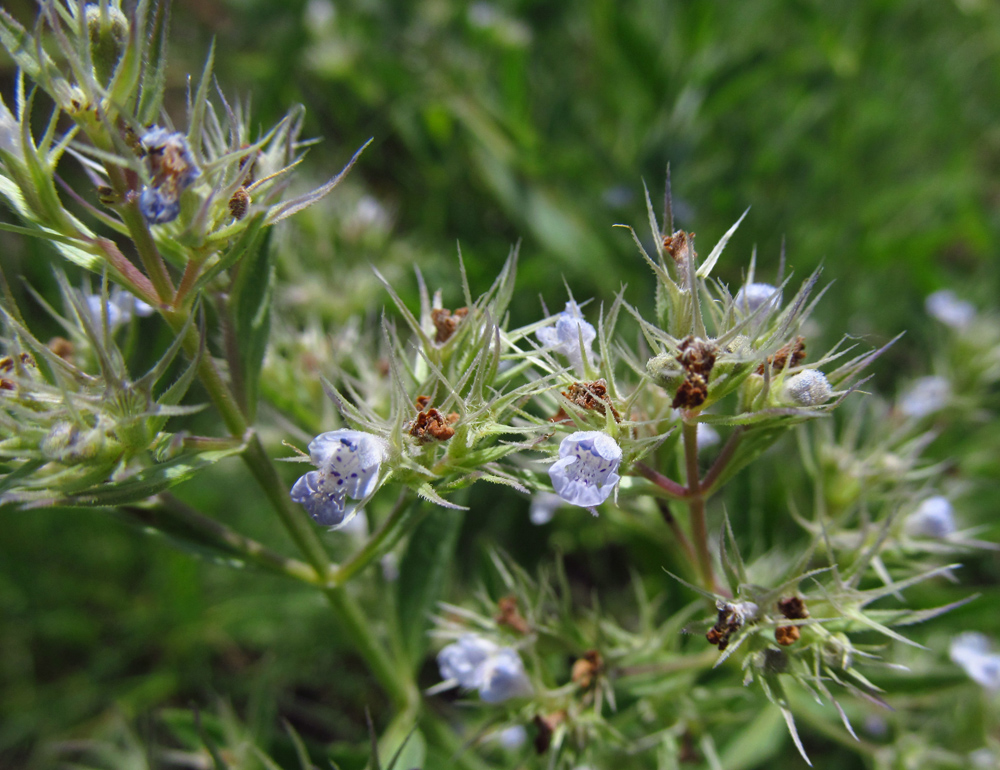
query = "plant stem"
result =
(123, 494, 321, 584)
(632, 460, 689, 499)
(655, 498, 697, 567)
(334, 493, 424, 586)
(700, 426, 744, 494)
(683, 421, 718, 592)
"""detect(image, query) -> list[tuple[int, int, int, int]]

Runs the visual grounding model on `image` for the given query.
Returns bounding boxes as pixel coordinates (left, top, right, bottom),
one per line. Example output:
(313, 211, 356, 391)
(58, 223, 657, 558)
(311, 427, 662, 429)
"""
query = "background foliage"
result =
(2, 0, 1000, 768)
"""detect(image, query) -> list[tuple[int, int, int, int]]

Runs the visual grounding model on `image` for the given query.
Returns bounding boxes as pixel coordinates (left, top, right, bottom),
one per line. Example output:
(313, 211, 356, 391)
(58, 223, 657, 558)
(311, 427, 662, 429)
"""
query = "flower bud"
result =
(646, 353, 685, 391)
(782, 369, 832, 407)
(85, 4, 130, 84)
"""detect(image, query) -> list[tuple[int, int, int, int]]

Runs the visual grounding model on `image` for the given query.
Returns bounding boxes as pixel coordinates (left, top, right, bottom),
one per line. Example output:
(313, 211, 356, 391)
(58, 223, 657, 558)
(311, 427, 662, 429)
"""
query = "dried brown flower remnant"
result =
(431, 306, 469, 344)
(663, 230, 696, 283)
(533, 711, 566, 754)
(0, 353, 35, 391)
(673, 336, 718, 410)
(775, 625, 801, 646)
(571, 649, 603, 689)
(496, 595, 530, 635)
(706, 601, 757, 651)
(757, 336, 807, 375)
(672, 372, 709, 409)
(778, 595, 809, 620)
(229, 187, 251, 220)
(48, 337, 74, 362)
(550, 379, 621, 422)
(408, 397, 459, 443)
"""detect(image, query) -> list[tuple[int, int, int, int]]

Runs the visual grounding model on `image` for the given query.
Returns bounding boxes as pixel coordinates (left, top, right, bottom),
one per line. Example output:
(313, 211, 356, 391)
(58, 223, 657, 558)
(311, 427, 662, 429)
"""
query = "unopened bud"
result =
(86, 5, 130, 84)
(782, 369, 832, 407)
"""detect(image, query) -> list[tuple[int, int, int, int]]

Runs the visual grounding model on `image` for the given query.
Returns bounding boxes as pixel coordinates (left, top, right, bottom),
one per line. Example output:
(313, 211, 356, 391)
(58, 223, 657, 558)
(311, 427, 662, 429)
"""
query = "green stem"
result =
(655, 498, 697, 567)
(127, 494, 321, 584)
(334, 492, 424, 586)
(700, 426, 744, 494)
(683, 421, 718, 593)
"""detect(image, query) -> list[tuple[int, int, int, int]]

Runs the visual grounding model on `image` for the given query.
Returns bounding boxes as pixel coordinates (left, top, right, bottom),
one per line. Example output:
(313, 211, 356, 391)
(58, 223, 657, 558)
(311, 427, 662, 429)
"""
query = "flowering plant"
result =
(1, 4, 998, 770)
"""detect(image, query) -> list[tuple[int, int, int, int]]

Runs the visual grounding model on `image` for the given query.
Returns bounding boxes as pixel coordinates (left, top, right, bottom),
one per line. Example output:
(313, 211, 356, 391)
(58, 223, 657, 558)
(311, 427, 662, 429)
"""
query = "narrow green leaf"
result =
(396, 507, 463, 668)
(229, 226, 273, 421)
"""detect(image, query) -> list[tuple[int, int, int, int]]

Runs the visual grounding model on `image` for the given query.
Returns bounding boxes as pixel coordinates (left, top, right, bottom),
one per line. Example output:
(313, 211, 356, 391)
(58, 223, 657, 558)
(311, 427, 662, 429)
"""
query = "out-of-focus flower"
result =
(950, 632, 1000, 690)
(734, 282, 781, 314)
(0, 95, 21, 159)
(289, 429, 388, 528)
(495, 725, 527, 750)
(696, 422, 720, 450)
(437, 634, 532, 703)
(783, 369, 832, 407)
(85, 287, 154, 328)
(898, 375, 951, 418)
(548, 431, 622, 509)
(529, 491, 563, 525)
(138, 127, 201, 224)
(904, 495, 956, 539)
(536, 301, 597, 374)
(926, 290, 975, 330)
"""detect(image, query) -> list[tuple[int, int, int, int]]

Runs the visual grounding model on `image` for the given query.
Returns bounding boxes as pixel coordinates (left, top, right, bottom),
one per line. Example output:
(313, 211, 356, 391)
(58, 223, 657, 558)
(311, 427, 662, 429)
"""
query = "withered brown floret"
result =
(408, 398, 459, 443)
(495, 595, 530, 635)
(551, 379, 621, 423)
(778, 595, 809, 620)
(571, 649, 603, 689)
(672, 372, 709, 409)
(431, 307, 469, 344)
(757, 336, 807, 375)
(775, 625, 801, 646)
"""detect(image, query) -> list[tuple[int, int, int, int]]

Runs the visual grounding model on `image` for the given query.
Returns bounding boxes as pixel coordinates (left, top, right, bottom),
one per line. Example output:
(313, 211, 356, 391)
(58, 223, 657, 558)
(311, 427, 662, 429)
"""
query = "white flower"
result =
(437, 634, 532, 703)
(289, 429, 388, 528)
(904, 495, 956, 539)
(950, 632, 1000, 690)
(734, 282, 781, 314)
(697, 423, 720, 450)
(783, 369, 832, 406)
(529, 491, 563, 525)
(548, 431, 622, 509)
(536, 301, 597, 374)
(926, 290, 975, 329)
(898, 375, 950, 418)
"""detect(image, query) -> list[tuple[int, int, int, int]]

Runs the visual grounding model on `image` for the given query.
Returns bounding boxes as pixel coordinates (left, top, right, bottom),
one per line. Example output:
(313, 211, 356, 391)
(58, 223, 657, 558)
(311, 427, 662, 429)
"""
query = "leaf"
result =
(229, 226, 274, 422)
(719, 706, 785, 770)
(697, 208, 750, 279)
(396, 507, 464, 669)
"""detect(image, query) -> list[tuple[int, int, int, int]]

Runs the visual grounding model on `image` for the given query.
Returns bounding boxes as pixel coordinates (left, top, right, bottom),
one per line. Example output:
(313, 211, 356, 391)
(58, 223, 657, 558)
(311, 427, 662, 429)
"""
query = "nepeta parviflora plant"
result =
(1, 4, 997, 769)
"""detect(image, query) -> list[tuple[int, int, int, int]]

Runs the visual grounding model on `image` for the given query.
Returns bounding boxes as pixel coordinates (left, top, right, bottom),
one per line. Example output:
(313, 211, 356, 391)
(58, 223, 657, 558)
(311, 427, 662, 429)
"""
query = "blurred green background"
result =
(3, 0, 1000, 767)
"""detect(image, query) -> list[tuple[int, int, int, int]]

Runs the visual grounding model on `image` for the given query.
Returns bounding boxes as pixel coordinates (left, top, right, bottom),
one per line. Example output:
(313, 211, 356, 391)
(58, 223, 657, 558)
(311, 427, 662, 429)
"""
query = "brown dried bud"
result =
(663, 230, 696, 283)
(431, 307, 469, 344)
(672, 372, 708, 409)
(533, 711, 566, 754)
(229, 187, 251, 220)
(571, 649, 603, 689)
(408, 400, 459, 443)
(0, 353, 35, 392)
(48, 337, 74, 362)
(775, 625, 801, 646)
(555, 379, 621, 422)
(495, 595, 530, 635)
(757, 336, 807, 375)
(677, 336, 718, 377)
(777, 596, 809, 620)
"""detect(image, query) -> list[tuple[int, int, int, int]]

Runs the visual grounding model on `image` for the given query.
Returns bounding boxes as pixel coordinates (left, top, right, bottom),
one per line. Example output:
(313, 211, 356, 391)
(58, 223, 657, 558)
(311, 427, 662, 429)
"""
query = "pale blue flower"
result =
(290, 429, 388, 528)
(734, 282, 781, 314)
(437, 634, 532, 703)
(495, 725, 527, 750)
(85, 287, 155, 328)
(904, 495, 956, 539)
(536, 301, 597, 374)
(548, 431, 622, 509)
(926, 290, 975, 330)
(898, 375, 950, 418)
(529, 491, 563, 525)
(950, 632, 1000, 690)
(783, 369, 832, 406)
(138, 127, 200, 225)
